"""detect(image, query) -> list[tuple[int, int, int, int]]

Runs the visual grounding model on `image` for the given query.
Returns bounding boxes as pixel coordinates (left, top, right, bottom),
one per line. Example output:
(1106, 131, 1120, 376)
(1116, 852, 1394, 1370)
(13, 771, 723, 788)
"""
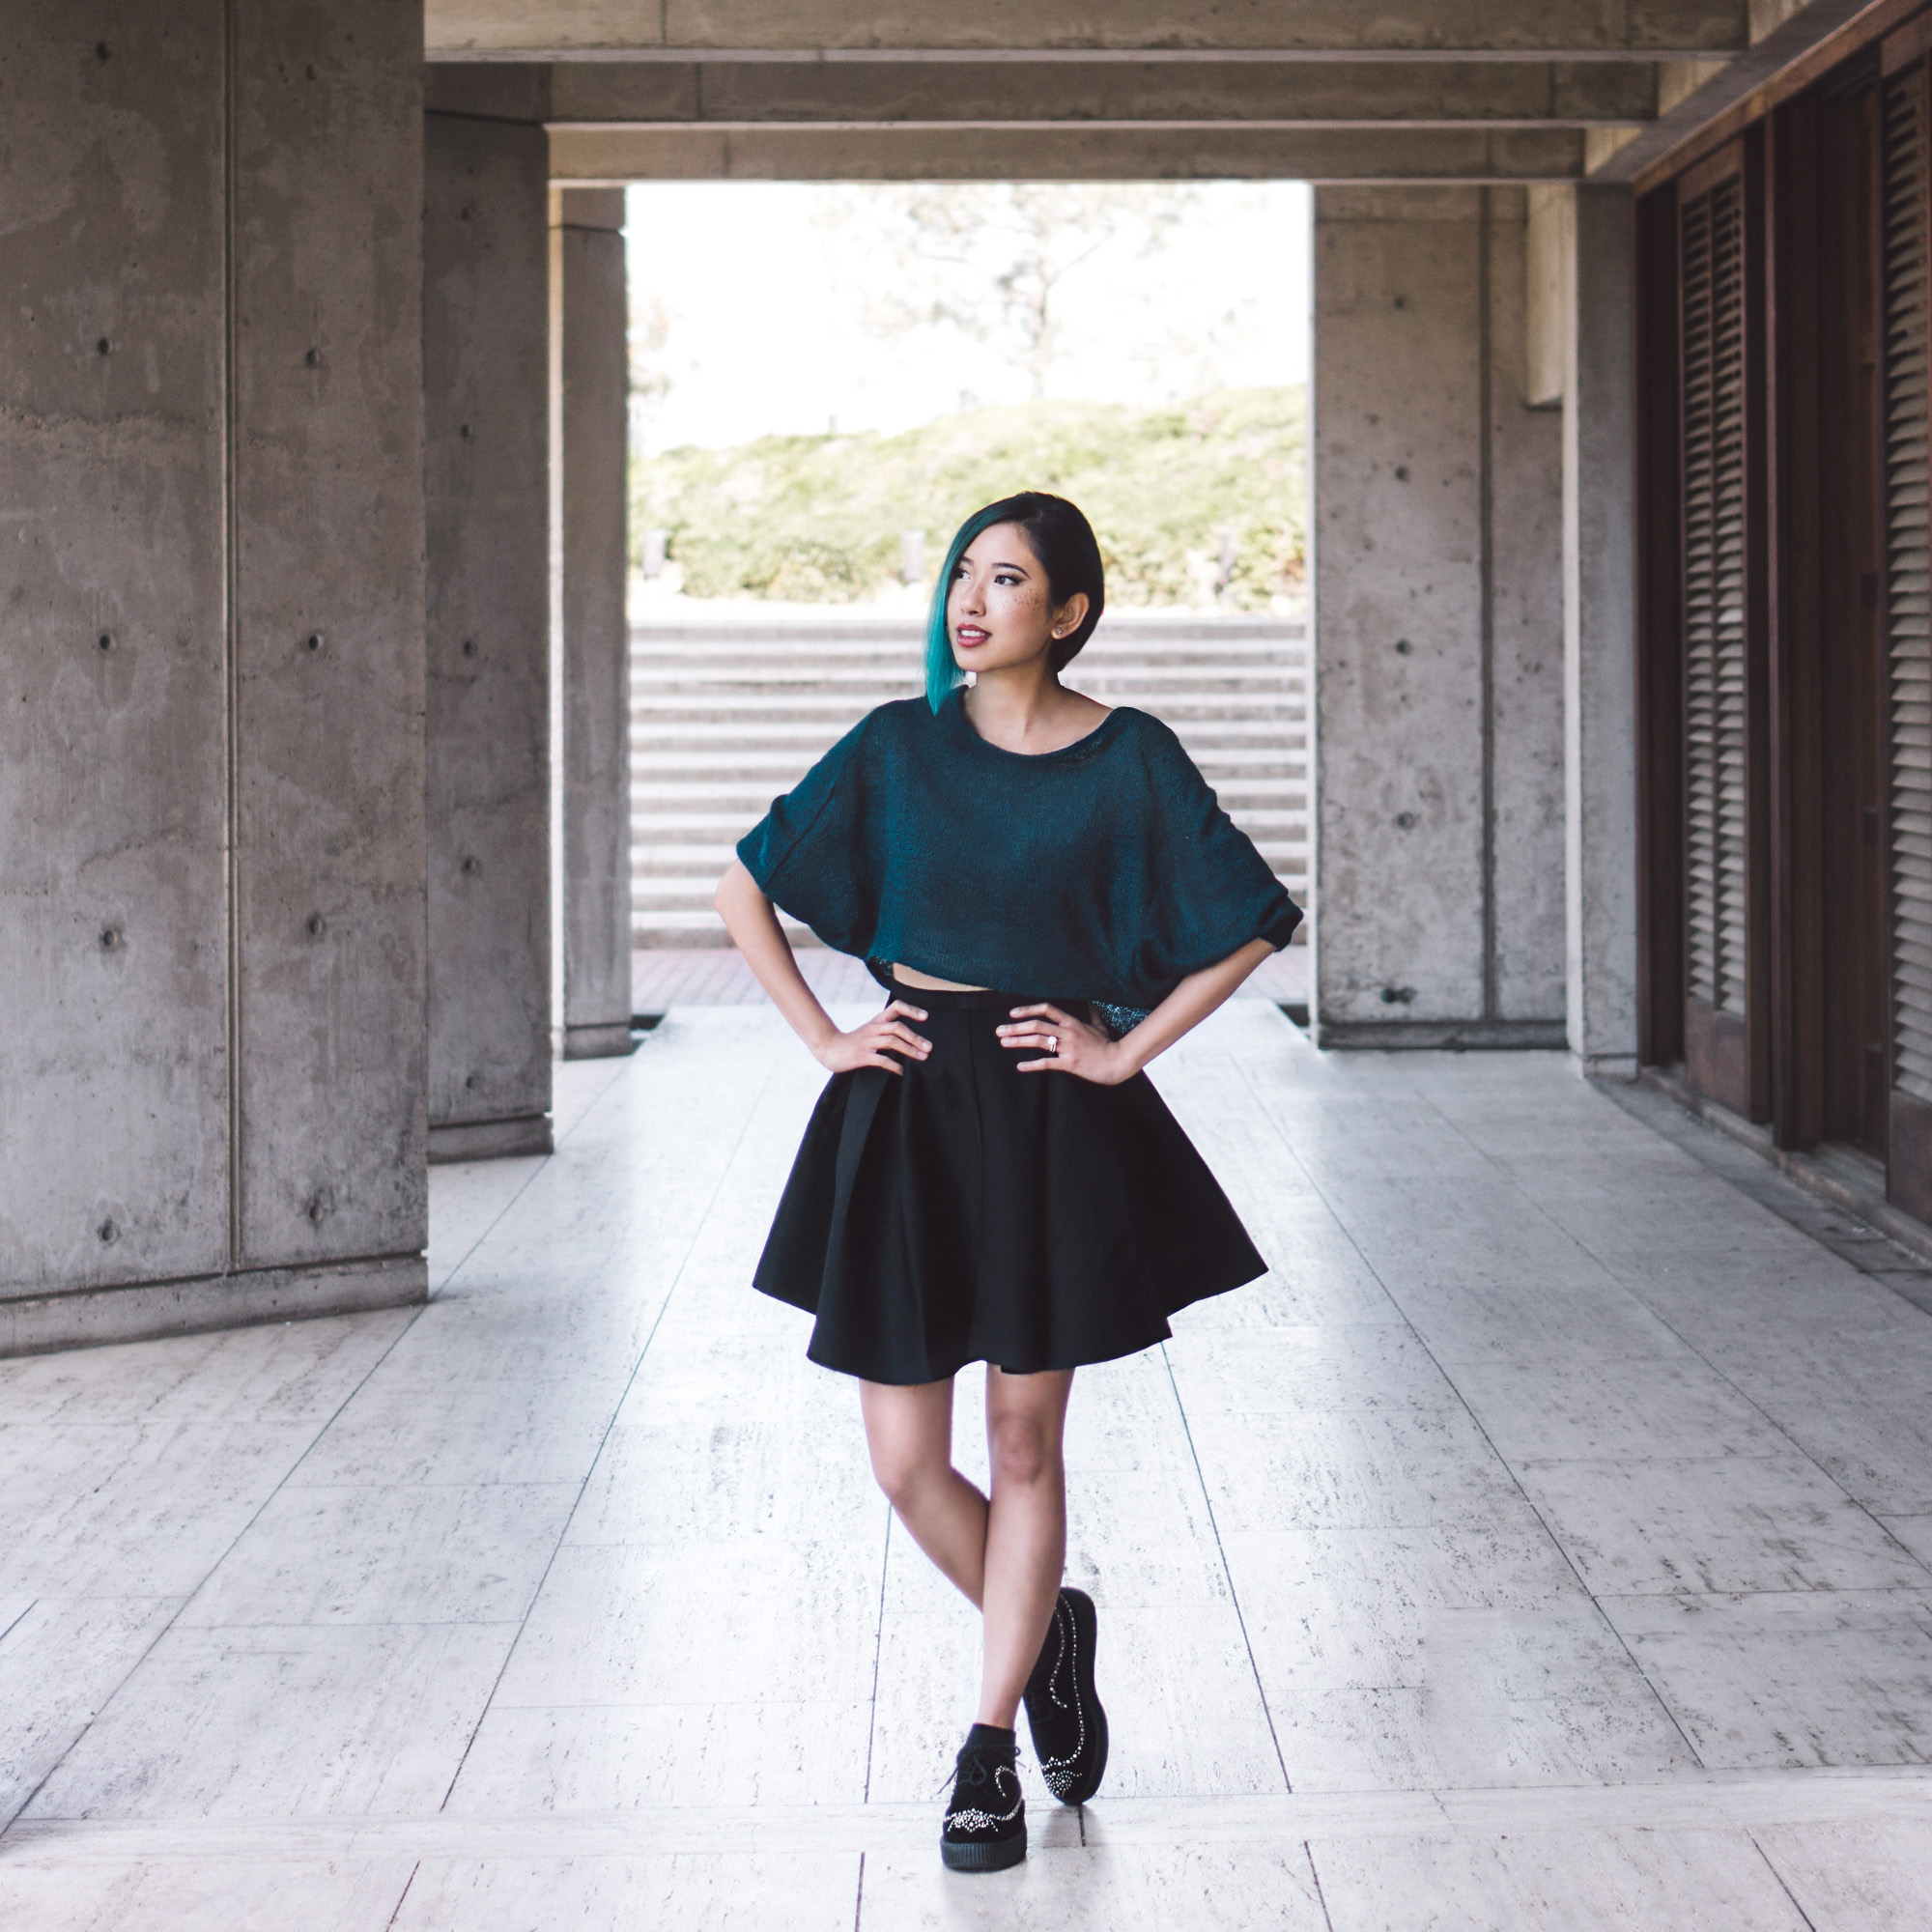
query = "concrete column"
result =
(1560, 185, 1641, 1078)
(552, 188, 637, 1060)
(0, 1, 427, 1354)
(1311, 187, 1565, 1050)
(423, 102, 554, 1161)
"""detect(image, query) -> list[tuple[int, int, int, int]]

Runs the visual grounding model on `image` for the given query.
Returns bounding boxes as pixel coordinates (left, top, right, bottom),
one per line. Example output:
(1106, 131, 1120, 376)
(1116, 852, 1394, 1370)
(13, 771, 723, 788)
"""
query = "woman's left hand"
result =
(997, 1004, 1134, 1085)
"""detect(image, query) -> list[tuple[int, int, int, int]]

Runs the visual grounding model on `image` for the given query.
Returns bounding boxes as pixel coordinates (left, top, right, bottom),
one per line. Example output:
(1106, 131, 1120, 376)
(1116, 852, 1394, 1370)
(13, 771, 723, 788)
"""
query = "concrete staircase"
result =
(630, 611, 1308, 947)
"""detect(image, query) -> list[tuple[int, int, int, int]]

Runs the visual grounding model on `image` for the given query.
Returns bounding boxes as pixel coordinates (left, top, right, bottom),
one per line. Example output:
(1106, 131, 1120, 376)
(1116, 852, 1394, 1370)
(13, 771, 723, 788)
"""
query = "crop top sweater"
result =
(736, 690, 1302, 1017)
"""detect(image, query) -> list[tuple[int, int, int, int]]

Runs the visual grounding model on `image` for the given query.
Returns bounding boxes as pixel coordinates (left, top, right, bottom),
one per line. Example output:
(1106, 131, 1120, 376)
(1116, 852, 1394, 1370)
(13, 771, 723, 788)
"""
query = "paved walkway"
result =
(5, 1004, 1932, 1928)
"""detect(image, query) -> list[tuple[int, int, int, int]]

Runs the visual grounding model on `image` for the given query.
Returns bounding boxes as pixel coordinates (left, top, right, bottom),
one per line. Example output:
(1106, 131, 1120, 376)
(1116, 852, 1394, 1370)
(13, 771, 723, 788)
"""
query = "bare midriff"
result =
(891, 963, 989, 992)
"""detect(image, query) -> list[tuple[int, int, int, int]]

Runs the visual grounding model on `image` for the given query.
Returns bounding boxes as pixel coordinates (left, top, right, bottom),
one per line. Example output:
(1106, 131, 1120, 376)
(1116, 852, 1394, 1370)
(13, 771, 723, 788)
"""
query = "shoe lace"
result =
(936, 1745, 1001, 1800)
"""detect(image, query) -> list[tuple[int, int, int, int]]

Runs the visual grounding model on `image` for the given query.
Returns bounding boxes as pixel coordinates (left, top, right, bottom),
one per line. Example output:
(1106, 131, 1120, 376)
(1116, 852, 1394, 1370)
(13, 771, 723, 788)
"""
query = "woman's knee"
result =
(987, 1408, 1060, 1489)
(867, 1434, 949, 1510)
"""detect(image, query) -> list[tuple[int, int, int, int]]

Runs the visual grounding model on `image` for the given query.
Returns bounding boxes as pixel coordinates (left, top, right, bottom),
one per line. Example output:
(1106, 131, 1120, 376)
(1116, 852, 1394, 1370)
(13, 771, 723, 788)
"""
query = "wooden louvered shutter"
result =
(1882, 56, 1932, 1216)
(1678, 150, 1762, 1114)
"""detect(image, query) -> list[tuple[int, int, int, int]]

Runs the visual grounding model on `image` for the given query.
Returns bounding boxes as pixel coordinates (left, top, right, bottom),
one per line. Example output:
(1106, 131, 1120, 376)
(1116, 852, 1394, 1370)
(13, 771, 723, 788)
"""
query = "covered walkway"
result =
(5, 1004, 1932, 1927)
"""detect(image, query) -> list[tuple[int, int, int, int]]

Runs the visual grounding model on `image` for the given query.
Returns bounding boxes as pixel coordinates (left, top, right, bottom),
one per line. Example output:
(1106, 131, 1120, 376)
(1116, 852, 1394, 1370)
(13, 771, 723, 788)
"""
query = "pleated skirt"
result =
(753, 985, 1266, 1385)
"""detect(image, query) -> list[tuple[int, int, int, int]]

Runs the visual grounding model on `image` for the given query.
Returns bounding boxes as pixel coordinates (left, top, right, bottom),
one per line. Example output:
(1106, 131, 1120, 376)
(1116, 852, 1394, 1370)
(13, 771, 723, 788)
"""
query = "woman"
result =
(715, 492, 1300, 1872)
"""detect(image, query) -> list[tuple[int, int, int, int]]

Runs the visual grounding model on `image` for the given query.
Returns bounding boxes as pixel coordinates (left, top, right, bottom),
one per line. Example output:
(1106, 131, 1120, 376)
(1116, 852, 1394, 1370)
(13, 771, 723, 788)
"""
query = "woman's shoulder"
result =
(1100, 705, 1196, 772)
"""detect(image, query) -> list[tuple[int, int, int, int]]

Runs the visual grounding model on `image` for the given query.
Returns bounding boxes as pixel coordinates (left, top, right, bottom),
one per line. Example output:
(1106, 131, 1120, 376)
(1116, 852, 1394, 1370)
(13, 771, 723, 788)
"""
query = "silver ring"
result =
(1047, 1035, 1059, 1054)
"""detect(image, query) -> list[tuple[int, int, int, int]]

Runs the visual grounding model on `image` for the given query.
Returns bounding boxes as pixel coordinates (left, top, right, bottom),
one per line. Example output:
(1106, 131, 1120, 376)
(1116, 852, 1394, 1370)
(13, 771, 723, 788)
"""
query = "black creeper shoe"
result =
(940, 1724, 1027, 1872)
(1023, 1586, 1109, 1805)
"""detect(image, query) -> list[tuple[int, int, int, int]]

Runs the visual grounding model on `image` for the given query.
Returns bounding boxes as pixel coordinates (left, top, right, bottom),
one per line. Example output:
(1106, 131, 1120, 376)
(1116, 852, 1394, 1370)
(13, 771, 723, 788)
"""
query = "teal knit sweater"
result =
(738, 690, 1302, 1012)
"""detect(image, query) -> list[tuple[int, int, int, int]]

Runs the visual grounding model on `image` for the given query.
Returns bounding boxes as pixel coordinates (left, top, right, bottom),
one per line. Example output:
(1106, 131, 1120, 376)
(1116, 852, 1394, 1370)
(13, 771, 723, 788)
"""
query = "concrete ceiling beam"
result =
(533, 58, 1661, 126)
(545, 123, 1587, 183)
(428, 0, 1749, 62)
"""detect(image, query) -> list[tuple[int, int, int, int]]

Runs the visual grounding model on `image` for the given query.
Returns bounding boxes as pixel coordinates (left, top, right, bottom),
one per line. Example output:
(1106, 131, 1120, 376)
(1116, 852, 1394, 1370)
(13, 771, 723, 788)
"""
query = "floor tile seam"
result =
(18, 1768, 1932, 1857)
(273, 1477, 593, 1492)
(0, 1295, 440, 1845)
(1592, 1582, 1932, 1612)
(1156, 1334, 1292, 1793)
(1748, 1832, 1825, 1932)
(861, 1508, 891, 1803)
(432, 1050, 786, 1816)
(1225, 1052, 1712, 1773)
(163, 1617, 533, 1633)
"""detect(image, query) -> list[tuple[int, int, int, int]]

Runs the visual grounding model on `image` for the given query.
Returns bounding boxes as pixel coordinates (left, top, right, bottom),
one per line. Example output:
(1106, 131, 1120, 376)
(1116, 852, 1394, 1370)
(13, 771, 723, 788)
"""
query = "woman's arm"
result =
(714, 858, 931, 1076)
(997, 936, 1276, 1084)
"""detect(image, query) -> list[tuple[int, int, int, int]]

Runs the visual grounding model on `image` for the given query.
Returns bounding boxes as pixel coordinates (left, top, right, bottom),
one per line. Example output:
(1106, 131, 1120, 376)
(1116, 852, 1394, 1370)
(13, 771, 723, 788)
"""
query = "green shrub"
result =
(632, 386, 1305, 609)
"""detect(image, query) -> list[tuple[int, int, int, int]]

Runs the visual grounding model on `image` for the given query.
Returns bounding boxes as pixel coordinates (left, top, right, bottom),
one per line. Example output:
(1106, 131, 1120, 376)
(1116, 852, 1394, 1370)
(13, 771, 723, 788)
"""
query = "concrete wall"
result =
(424, 110, 554, 1160)
(1311, 186, 1566, 1049)
(553, 188, 636, 1059)
(1562, 185, 1640, 1077)
(0, 3, 428, 1353)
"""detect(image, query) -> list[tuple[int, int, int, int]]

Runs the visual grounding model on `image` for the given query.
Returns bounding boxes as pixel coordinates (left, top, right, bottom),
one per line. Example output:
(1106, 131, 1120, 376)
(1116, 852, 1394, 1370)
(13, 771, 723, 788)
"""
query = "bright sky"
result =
(625, 181, 1311, 456)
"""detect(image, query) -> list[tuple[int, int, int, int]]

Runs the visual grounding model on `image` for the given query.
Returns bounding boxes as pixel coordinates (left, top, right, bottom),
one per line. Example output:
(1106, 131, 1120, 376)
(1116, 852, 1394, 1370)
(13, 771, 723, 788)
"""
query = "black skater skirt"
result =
(753, 984, 1266, 1385)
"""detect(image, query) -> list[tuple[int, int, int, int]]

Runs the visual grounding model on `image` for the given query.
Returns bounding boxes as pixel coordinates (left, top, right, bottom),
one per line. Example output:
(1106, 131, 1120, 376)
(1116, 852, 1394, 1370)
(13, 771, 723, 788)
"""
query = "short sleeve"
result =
(735, 713, 878, 957)
(1135, 722, 1302, 985)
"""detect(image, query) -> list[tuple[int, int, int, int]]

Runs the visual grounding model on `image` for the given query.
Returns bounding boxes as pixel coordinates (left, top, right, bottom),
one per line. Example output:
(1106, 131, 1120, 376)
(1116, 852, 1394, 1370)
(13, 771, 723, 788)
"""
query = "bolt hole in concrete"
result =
(96, 1219, 115, 1243)
(99, 927, 118, 951)
(1394, 638, 1411, 655)
(95, 337, 108, 355)
(461, 856, 480, 874)
(462, 639, 476, 656)
(1396, 810, 1417, 830)
(97, 633, 111, 651)
(305, 632, 323, 652)
(306, 915, 326, 939)
(307, 1194, 329, 1225)
(1380, 983, 1416, 1004)
(1394, 465, 1409, 481)
(304, 347, 321, 367)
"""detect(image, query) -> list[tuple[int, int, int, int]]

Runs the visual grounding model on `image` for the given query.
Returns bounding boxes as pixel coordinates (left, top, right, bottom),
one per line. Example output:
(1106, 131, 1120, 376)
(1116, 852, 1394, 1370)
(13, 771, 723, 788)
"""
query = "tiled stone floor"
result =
(5, 1002, 1932, 1928)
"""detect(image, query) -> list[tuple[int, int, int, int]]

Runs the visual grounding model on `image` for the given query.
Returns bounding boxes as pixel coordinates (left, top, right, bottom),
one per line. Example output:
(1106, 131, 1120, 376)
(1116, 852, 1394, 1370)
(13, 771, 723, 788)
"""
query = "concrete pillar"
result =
(423, 100, 554, 1161)
(0, 2, 428, 1353)
(1311, 187, 1566, 1049)
(552, 188, 637, 1060)
(1560, 185, 1641, 1078)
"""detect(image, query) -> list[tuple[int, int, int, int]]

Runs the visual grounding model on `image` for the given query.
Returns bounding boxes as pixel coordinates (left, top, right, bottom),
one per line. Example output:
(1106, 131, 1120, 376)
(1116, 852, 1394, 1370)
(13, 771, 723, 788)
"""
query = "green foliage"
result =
(632, 386, 1305, 610)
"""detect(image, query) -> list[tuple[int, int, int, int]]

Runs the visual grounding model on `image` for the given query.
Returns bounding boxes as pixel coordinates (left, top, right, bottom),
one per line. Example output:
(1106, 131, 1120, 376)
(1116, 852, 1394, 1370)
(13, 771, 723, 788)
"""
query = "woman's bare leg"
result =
(860, 1378, 990, 1605)
(977, 1367, 1074, 1727)
(860, 1368, 1075, 1730)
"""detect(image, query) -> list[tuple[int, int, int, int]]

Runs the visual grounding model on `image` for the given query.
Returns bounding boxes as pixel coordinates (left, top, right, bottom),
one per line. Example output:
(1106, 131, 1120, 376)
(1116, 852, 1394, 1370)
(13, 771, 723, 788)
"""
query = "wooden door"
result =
(1775, 70, 1889, 1156)
(1678, 144, 1770, 1117)
(1882, 39, 1932, 1213)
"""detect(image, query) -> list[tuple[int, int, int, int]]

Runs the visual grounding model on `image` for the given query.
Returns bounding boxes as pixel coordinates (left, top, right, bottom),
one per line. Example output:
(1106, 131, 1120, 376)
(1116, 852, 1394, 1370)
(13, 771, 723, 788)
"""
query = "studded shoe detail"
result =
(940, 1729, 1027, 1872)
(1023, 1586, 1109, 1806)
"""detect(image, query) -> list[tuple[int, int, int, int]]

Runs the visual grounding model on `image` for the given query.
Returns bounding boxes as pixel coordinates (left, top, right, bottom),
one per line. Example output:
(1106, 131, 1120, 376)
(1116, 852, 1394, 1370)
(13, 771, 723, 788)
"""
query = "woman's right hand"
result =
(813, 999, 931, 1075)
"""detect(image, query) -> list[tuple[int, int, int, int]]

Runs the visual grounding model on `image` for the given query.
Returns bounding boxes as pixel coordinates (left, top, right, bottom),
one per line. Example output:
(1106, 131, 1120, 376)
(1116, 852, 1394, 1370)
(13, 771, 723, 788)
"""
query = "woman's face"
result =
(947, 523, 1088, 676)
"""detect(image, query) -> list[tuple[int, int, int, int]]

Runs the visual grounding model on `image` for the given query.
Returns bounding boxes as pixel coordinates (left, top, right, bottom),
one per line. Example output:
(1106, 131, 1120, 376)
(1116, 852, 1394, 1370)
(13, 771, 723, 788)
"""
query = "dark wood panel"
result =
(1637, 184, 1687, 1070)
(1890, 1089, 1932, 1218)
(1686, 996, 1751, 1105)
(1767, 95, 1826, 1146)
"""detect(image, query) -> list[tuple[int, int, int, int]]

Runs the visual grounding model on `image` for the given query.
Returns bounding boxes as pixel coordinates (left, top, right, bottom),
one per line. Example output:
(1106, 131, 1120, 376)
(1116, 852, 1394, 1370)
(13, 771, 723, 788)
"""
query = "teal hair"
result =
(923, 491, 1107, 713)
(923, 502, 1009, 713)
